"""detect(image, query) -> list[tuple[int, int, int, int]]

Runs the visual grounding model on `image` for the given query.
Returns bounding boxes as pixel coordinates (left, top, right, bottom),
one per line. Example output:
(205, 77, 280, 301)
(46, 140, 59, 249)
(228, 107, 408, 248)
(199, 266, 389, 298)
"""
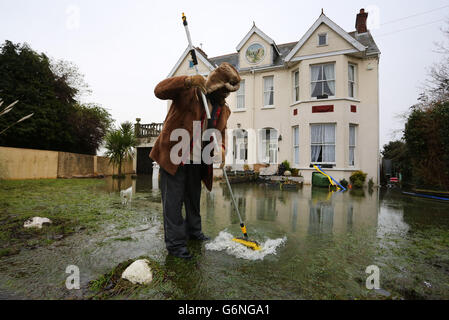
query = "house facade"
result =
(166, 9, 380, 185)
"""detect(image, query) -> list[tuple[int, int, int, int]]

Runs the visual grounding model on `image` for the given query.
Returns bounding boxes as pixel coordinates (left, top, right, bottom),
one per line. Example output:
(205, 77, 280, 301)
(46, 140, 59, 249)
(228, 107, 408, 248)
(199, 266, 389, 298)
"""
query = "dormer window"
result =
(318, 33, 328, 46)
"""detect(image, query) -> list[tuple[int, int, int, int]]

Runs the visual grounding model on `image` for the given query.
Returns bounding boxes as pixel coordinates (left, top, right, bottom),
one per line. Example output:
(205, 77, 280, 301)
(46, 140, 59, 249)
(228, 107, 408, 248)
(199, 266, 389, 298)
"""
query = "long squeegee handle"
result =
(181, 13, 246, 231)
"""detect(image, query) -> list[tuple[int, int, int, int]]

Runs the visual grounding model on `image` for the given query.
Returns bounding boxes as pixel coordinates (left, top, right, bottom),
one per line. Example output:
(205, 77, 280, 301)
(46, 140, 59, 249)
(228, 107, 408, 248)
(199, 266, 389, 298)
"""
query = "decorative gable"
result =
(285, 14, 366, 62)
(293, 23, 354, 58)
(168, 46, 216, 77)
(236, 24, 280, 69)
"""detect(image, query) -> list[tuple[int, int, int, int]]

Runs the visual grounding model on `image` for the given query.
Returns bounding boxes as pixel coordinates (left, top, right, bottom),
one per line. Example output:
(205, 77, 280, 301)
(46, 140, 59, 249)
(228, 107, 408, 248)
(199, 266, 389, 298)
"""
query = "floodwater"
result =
(1, 175, 449, 299)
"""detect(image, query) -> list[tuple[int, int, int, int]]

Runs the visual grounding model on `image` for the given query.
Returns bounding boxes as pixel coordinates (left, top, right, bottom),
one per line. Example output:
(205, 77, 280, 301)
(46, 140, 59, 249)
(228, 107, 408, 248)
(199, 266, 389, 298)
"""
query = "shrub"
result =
(278, 160, 291, 176)
(243, 164, 250, 171)
(350, 171, 367, 188)
(339, 178, 349, 188)
(291, 168, 299, 177)
(353, 179, 364, 189)
(368, 178, 374, 189)
(282, 160, 291, 170)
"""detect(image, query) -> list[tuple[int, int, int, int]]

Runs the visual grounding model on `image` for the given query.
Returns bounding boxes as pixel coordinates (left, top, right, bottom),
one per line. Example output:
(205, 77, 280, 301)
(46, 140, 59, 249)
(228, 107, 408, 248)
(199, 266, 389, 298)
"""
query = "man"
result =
(150, 62, 241, 259)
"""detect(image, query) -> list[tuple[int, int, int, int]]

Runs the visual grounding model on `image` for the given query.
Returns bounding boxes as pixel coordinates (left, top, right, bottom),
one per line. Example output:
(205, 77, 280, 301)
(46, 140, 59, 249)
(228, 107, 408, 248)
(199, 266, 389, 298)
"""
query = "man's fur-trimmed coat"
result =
(150, 75, 231, 191)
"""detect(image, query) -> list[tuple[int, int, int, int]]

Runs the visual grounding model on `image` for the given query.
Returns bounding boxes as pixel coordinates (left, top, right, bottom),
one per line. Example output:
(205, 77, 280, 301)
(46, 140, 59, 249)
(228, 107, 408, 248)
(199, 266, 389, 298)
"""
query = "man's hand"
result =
(185, 75, 207, 94)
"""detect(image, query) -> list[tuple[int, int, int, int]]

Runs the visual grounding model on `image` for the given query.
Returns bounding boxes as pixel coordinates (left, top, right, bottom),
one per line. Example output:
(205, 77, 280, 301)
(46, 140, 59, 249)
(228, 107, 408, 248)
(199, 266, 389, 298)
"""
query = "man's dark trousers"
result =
(160, 164, 203, 254)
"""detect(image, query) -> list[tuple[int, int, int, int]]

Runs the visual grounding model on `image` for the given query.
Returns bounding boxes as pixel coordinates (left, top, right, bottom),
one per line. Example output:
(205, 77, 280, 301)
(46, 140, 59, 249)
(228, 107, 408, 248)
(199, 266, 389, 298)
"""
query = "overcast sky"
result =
(1, 0, 448, 149)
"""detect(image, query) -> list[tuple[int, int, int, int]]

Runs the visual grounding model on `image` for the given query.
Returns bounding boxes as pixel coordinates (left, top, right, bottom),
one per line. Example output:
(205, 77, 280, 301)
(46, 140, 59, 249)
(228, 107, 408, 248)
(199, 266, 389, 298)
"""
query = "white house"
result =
(166, 9, 380, 185)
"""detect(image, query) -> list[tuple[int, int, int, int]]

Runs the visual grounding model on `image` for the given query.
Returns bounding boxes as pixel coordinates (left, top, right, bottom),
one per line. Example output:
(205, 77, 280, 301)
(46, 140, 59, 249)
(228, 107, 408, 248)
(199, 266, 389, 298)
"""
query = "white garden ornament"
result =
(120, 186, 132, 205)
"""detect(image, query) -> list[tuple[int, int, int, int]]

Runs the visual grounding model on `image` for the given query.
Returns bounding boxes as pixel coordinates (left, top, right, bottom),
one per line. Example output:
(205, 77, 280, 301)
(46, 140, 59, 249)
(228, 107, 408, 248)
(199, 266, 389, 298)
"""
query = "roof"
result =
(208, 41, 298, 71)
(209, 52, 238, 69)
(348, 31, 380, 55)
(167, 14, 380, 76)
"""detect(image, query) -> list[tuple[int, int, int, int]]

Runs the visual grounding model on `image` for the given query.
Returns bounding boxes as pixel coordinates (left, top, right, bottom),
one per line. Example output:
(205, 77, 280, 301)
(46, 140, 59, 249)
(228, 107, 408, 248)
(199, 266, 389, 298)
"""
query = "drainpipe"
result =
(252, 68, 256, 165)
(251, 68, 255, 130)
(377, 58, 380, 186)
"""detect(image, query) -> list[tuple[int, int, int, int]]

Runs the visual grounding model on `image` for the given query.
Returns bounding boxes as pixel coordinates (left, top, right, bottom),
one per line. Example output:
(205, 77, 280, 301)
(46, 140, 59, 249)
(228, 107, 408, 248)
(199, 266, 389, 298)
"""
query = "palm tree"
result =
(104, 121, 137, 178)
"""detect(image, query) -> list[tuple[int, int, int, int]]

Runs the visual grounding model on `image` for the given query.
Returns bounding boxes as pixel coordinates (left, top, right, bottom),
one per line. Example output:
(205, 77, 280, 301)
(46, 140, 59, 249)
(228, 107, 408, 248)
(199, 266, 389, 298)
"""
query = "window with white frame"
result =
(318, 33, 328, 46)
(311, 63, 335, 98)
(260, 128, 278, 164)
(311, 123, 336, 163)
(233, 129, 248, 163)
(293, 126, 299, 165)
(263, 76, 274, 107)
(236, 79, 245, 109)
(293, 70, 300, 102)
(349, 125, 356, 166)
(348, 64, 356, 98)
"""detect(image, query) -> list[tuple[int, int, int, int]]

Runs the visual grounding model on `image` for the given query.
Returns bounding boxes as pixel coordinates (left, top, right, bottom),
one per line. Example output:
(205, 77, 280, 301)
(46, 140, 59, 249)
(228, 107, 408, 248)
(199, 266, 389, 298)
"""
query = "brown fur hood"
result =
(206, 62, 241, 94)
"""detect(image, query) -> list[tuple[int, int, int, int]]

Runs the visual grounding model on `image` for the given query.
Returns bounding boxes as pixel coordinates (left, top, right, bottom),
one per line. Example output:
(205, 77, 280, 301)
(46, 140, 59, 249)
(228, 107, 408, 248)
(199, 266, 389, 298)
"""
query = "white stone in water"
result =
(284, 170, 292, 176)
(23, 217, 52, 229)
(121, 259, 153, 285)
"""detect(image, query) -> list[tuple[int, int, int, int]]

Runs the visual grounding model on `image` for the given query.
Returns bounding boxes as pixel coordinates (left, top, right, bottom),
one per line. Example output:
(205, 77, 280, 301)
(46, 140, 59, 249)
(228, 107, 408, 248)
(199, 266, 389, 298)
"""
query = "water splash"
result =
(205, 230, 287, 261)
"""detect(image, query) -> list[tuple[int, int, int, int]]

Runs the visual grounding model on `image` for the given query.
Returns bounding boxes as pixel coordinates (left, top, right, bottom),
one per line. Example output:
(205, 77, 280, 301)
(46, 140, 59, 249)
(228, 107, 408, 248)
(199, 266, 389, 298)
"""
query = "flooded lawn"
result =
(0, 176, 448, 299)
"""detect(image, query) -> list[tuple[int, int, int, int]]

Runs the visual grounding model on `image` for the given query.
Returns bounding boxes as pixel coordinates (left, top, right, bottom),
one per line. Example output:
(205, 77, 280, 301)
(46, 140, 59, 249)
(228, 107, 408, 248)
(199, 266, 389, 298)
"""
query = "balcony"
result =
(135, 119, 163, 138)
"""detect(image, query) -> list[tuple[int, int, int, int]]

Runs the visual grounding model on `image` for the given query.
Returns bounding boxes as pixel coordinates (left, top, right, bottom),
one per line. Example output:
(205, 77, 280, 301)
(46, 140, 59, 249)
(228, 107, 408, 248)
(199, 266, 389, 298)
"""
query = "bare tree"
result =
(423, 19, 449, 103)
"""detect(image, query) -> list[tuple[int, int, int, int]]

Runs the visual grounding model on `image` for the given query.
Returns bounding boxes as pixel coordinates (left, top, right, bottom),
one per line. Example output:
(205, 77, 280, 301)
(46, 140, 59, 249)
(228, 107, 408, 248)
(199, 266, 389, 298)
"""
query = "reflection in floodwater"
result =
(86, 176, 436, 250)
(309, 203, 334, 235)
(291, 199, 298, 232)
(256, 196, 277, 222)
(2, 175, 449, 300)
(308, 188, 334, 235)
(203, 183, 384, 241)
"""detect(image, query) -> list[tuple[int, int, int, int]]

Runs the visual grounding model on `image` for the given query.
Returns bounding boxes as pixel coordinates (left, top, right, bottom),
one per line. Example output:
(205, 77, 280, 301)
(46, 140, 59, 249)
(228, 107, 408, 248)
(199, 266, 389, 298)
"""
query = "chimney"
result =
(355, 8, 368, 33)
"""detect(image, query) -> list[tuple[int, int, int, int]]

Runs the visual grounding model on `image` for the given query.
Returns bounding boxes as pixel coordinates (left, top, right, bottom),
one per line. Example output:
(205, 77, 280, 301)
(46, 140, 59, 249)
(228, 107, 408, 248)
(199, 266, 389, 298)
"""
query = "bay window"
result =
(293, 70, 299, 102)
(349, 125, 356, 166)
(236, 79, 245, 109)
(348, 64, 356, 98)
(311, 123, 336, 163)
(293, 126, 299, 165)
(311, 63, 335, 98)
